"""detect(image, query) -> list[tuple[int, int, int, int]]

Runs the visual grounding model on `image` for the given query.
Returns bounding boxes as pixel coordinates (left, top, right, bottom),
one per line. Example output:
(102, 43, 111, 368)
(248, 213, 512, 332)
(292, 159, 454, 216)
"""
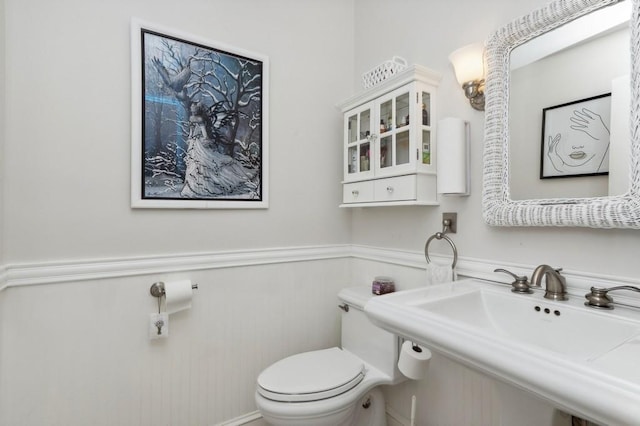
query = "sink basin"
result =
(409, 285, 639, 360)
(365, 278, 640, 425)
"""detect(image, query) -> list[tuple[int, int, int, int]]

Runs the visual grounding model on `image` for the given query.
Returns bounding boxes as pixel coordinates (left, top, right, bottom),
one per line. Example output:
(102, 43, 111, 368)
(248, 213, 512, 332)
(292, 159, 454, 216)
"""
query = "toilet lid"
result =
(257, 347, 365, 402)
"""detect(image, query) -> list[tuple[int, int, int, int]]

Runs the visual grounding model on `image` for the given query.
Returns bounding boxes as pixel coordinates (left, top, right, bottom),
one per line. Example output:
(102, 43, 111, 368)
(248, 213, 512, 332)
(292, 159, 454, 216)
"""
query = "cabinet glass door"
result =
(396, 93, 410, 131)
(376, 89, 413, 174)
(395, 92, 410, 166)
(420, 91, 432, 165)
(380, 135, 392, 168)
(396, 130, 410, 165)
(346, 107, 372, 178)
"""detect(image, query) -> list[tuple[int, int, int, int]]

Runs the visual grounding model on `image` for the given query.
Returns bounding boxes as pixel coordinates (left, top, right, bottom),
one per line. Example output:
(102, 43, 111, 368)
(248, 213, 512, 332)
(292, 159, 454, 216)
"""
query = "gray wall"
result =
(2, 0, 353, 263)
(351, 0, 639, 278)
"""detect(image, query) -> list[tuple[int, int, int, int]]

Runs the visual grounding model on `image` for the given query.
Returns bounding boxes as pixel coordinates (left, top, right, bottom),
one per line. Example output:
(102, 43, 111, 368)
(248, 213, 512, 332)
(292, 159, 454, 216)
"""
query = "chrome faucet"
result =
(531, 265, 568, 300)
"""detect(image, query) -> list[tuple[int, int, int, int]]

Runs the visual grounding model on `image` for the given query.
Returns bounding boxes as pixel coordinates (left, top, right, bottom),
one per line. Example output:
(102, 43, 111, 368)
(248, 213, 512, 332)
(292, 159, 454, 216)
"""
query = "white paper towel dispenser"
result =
(437, 117, 470, 196)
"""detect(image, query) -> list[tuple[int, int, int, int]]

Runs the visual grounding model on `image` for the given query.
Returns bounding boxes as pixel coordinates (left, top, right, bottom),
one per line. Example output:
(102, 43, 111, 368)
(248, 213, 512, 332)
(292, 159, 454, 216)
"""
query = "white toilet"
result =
(255, 286, 405, 426)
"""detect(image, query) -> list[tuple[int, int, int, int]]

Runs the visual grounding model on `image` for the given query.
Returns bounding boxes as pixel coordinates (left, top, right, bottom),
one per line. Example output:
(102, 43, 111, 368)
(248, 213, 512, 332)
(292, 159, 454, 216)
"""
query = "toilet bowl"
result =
(255, 287, 405, 426)
(255, 347, 388, 425)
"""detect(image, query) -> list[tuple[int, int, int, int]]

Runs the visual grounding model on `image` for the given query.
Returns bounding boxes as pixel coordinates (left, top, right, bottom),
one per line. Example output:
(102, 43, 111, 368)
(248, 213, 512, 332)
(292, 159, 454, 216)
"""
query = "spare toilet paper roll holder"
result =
(149, 281, 199, 298)
(149, 281, 198, 335)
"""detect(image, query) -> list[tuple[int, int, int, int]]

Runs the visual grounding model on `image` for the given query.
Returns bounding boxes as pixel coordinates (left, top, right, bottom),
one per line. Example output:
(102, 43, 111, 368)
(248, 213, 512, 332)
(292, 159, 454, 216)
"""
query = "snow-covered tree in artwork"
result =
(142, 31, 263, 200)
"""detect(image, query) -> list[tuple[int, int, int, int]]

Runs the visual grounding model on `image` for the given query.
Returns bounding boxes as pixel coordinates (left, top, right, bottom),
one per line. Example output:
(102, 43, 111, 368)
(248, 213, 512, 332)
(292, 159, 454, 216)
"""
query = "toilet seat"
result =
(257, 347, 365, 403)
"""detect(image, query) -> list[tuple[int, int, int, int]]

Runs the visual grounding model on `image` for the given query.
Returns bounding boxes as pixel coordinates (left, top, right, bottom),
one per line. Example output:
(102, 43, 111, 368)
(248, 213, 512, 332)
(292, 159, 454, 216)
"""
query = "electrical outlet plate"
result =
(443, 212, 457, 233)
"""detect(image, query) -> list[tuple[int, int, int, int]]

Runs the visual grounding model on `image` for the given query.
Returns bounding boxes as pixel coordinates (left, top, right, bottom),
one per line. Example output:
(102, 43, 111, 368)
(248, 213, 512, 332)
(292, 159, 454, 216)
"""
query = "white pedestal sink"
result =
(365, 279, 640, 425)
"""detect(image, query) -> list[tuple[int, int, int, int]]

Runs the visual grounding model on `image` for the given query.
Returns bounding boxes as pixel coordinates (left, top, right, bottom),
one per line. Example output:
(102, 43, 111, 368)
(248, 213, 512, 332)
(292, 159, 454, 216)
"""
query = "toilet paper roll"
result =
(165, 280, 193, 314)
(398, 340, 431, 380)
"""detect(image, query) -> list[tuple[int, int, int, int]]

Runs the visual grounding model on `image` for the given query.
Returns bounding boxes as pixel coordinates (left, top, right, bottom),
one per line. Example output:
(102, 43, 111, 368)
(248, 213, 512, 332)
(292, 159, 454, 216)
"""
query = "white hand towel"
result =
(425, 262, 456, 285)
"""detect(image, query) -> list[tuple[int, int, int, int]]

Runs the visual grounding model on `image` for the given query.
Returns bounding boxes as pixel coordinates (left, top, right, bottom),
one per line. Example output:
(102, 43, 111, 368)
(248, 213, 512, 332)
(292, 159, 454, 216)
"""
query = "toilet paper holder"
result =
(150, 281, 198, 298)
(149, 281, 198, 336)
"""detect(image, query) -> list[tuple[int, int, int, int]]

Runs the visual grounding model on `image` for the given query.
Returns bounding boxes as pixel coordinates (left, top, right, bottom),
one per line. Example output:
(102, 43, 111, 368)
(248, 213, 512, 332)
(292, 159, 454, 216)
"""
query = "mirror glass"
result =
(482, 0, 640, 228)
(508, 1, 630, 200)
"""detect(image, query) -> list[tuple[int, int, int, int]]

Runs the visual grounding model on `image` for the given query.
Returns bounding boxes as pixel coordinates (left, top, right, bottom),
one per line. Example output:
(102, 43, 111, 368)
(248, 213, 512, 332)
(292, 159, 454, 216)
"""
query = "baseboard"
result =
(386, 404, 410, 426)
(213, 407, 407, 426)
(213, 410, 264, 426)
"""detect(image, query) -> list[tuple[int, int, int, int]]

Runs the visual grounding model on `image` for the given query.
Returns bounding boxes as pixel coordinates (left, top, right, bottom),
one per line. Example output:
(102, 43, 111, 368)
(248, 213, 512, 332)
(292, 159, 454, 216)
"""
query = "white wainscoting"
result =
(0, 250, 352, 426)
(0, 245, 637, 425)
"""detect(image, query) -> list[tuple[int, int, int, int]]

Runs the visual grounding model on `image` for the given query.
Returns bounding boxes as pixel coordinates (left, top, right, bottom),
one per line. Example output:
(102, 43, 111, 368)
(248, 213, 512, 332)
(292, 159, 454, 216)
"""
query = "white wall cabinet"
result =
(339, 65, 442, 207)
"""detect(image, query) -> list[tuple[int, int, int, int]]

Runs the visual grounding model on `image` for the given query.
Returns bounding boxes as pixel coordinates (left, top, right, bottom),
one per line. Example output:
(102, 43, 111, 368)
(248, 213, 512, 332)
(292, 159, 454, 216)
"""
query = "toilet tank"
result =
(338, 286, 403, 384)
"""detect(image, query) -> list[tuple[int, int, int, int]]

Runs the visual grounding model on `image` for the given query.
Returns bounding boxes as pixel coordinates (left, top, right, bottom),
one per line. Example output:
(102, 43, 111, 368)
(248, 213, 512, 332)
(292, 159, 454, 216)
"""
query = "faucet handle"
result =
(551, 268, 566, 286)
(494, 268, 533, 294)
(585, 285, 640, 310)
(584, 287, 615, 309)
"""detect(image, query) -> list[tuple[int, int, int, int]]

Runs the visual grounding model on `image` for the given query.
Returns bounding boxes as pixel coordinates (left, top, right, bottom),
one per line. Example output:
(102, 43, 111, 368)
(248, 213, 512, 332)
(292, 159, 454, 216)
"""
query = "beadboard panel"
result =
(1, 245, 637, 425)
(379, 352, 569, 426)
(379, 352, 500, 426)
(0, 258, 350, 426)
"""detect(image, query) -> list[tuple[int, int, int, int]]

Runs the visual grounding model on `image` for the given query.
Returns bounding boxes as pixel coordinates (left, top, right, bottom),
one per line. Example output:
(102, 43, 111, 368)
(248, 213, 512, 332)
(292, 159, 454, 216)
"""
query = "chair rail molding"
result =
(0, 245, 637, 299)
(0, 245, 352, 291)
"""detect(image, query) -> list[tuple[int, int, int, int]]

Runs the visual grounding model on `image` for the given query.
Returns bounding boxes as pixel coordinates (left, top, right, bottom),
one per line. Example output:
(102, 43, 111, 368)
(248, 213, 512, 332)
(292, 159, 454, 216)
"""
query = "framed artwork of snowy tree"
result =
(131, 20, 269, 208)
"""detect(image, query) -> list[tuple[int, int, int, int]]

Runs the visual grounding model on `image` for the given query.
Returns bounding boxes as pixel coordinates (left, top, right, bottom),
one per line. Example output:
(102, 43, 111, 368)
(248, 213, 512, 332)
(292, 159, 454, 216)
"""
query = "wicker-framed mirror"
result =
(482, 0, 640, 228)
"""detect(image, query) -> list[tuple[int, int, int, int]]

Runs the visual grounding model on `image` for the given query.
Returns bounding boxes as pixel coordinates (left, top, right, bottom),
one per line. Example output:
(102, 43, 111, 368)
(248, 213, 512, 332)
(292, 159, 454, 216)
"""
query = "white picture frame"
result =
(131, 19, 269, 209)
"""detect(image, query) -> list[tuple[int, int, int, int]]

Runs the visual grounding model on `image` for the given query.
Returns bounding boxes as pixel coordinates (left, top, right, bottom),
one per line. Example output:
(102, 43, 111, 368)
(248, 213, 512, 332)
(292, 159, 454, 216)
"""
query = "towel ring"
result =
(424, 232, 458, 269)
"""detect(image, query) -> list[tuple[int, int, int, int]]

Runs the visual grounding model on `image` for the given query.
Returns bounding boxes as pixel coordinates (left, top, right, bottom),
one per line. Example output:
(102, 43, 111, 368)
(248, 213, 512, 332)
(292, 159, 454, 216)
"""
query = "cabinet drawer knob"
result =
(386, 186, 394, 193)
(352, 190, 359, 197)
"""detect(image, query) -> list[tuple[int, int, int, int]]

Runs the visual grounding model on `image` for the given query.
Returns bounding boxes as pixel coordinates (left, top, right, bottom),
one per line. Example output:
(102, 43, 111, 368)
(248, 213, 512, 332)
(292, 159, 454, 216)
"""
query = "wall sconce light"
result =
(449, 43, 485, 111)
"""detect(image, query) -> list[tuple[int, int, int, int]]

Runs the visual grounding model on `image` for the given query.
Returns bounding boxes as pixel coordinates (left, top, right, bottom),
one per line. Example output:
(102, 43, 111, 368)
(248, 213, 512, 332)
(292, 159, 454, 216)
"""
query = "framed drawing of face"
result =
(540, 93, 611, 179)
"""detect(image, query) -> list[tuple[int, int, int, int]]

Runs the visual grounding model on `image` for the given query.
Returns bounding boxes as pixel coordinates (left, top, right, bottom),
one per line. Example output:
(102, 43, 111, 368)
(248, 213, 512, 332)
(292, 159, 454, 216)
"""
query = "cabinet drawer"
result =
(343, 181, 375, 203)
(374, 175, 416, 201)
